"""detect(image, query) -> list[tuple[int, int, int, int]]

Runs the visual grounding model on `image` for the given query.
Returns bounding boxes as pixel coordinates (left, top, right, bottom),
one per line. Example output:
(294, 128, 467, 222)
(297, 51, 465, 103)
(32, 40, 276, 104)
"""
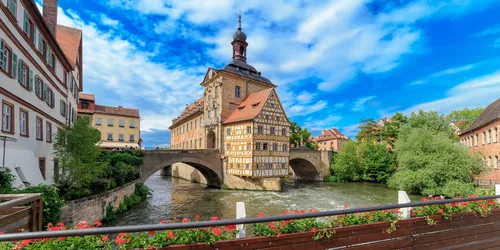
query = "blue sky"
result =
(49, 0, 500, 148)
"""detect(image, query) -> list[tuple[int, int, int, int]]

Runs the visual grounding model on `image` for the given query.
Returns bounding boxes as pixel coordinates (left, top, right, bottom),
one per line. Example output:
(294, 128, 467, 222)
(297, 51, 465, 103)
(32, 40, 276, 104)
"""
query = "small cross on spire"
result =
(238, 10, 242, 30)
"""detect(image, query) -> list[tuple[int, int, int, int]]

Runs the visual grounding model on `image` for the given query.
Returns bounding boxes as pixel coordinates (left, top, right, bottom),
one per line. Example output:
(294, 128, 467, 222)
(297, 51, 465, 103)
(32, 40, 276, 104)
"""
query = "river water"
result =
(108, 172, 421, 226)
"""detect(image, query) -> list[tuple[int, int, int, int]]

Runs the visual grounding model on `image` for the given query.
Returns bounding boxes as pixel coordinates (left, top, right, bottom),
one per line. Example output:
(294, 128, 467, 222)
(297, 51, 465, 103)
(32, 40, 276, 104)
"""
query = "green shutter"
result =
(23, 10, 29, 35)
(51, 91, 55, 108)
(28, 69, 33, 91)
(17, 59, 22, 84)
(11, 52, 17, 79)
(42, 83, 47, 101)
(38, 32, 43, 52)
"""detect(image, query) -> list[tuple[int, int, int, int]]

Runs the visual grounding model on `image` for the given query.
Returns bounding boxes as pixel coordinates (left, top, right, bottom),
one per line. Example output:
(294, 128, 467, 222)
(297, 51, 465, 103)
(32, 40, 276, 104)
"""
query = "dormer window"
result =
(238, 106, 245, 111)
(252, 103, 259, 109)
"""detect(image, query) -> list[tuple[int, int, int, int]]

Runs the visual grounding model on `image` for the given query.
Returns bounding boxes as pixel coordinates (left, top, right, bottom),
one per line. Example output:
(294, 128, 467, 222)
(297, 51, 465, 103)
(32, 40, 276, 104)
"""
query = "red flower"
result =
(257, 212, 265, 218)
(309, 209, 318, 213)
(159, 220, 166, 224)
(434, 196, 441, 200)
(148, 231, 155, 236)
(148, 246, 155, 250)
(212, 227, 223, 236)
(195, 215, 200, 221)
(77, 221, 91, 229)
(94, 221, 103, 227)
(411, 211, 416, 217)
(101, 236, 109, 242)
(182, 218, 189, 223)
(0, 232, 4, 235)
(439, 209, 444, 215)
(344, 204, 348, 209)
(280, 221, 288, 227)
(115, 236, 126, 245)
(268, 223, 278, 231)
(211, 216, 219, 221)
(224, 224, 236, 231)
(167, 231, 175, 240)
(365, 214, 370, 219)
(278, 232, 282, 237)
(421, 198, 429, 202)
(311, 227, 318, 233)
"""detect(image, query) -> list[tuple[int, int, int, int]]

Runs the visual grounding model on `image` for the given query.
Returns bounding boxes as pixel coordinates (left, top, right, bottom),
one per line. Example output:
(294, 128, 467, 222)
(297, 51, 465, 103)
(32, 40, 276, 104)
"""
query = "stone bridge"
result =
(139, 149, 223, 187)
(139, 148, 332, 188)
(289, 148, 332, 181)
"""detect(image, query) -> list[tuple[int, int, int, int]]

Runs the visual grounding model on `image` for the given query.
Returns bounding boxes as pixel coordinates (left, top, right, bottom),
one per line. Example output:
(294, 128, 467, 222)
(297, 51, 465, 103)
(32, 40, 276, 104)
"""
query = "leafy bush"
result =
(359, 143, 395, 183)
(102, 204, 117, 223)
(331, 141, 361, 182)
(13, 185, 64, 229)
(0, 167, 14, 192)
(134, 182, 151, 200)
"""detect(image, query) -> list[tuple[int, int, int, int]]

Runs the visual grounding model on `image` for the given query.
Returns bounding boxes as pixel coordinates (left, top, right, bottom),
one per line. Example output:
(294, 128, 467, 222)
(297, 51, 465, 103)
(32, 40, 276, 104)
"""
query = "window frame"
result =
(226, 128, 231, 136)
(18, 59, 29, 89)
(129, 134, 135, 142)
(118, 133, 124, 141)
(0, 40, 12, 76)
(36, 116, 43, 140)
(108, 119, 114, 126)
(2, 100, 14, 134)
(246, 126, 251, 134)
(129, 120, 135, 128)
(119, 120, 125, 127)
(19, 108, 29, 137)
(235, 86, 241, 98)
(263, 143, 268, 150)
(107, 133, 113, 141)
(95, 118, 102, 126)
(38, 157, 46, 180)
(45, 121, 52, 143)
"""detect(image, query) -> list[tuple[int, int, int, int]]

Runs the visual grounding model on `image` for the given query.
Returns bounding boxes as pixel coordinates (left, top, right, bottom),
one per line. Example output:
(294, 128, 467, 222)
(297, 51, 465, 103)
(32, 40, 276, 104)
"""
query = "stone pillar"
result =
(320, 150, 333, 178)
(398, 191, 411, 219)
(236, 202, 246, 238)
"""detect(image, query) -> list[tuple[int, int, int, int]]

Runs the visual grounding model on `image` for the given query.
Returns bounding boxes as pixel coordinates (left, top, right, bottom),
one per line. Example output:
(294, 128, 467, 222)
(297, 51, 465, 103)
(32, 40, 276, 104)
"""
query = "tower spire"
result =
(232, 12, 248, 62)
(238, 11, 242, 30)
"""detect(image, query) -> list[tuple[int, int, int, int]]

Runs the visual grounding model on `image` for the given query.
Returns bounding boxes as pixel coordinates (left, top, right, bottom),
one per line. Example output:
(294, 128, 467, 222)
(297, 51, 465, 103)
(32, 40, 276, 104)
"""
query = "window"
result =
(130, 134, 135, 142)
(237, 164, 240, 169)
(119, 120, 125, 127)
(495, 127, 498, 143)
(271, 104, 275, 108)
(36, 117, 42, 140)
(2, 101, 14, 134)
(7, 0, 16, 17)
(199, 138, 202, 147)
(235, 86, 241, 97)
(35, 77, 43, 99)
(207, 110, 211, 118)
(255, 164, 260, 169)
(488, 129, 492, 144)
(483, 131, 486, 145)
(230, 163, 233, 169)
(488, 156, 492, 168)
(281, 163, 287, 169)
(226, 143, 230, 150)
(81, 101, 89, 109)
(255, 143, 261, 150)
(263, 143, 268, 150)
(19, 108, 28, 137)
(37, 32, 44, 54)
(23, 10, 30, 35)
(11, 52, 17, 79)
(108, 119, 114, 126)
(258, 126, 263, 134)
(130, 121, 135, 128)
(194, 139, 197, 148)
(95, 118, 102, 126)
(226, 128, 231, 136)
(195, 119, 198, 129)
(246, 164, 250, 169)
(215, 107, 219, 117)
(0, 40, 10, 73)
(117, 133, 123, 141)
(190, 140, 193, 148)
(252, 103, 258, 109)
(495, 155, 499, 169)
(270, 127, 275, 135)
(282, 128, 286, 136)
(266, 115, 270, 120)
(283, 144, 288, 151)
(46, 122, 52, 143)
(247, 143, 251, 150)
(60, 100, 66, 117)
(246, 126, 251, 133)
(475, 134, 478, 146)
(273, 143, 278, 151)
(38, 157, 46, 180)
(107, 133, 113, 141)
(18, 60, 28, 88)
(215, 86, 219, 97)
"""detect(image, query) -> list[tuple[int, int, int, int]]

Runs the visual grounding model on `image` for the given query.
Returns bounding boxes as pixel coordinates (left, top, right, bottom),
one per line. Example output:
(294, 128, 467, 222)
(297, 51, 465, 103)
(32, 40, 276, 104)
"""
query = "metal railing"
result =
(1, 194, 499, 242)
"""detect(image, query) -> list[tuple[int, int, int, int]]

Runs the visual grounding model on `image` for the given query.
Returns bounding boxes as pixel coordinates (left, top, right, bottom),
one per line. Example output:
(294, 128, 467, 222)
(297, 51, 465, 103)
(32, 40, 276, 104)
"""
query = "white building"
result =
(0, 0, 82, 187)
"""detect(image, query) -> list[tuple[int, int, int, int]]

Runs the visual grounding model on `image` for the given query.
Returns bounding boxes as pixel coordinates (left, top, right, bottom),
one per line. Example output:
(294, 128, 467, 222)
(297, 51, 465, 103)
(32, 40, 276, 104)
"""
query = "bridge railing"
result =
(1, 193, 500, 241)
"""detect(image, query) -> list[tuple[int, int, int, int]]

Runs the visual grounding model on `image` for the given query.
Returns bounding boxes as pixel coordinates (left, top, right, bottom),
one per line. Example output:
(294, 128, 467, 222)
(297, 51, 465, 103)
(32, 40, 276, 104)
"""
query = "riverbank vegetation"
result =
(328, 109, 485, 197)
(290, 122, 318, 150)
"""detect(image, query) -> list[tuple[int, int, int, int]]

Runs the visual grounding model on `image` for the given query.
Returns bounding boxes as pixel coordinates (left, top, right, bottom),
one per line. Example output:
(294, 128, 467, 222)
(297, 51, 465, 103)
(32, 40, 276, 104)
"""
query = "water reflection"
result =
(107, 173, 421, 226)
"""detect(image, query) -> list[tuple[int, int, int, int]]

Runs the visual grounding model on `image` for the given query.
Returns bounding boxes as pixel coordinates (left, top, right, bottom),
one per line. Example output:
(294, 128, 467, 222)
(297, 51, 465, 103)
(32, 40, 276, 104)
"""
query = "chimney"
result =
(43, 0, 58, 36)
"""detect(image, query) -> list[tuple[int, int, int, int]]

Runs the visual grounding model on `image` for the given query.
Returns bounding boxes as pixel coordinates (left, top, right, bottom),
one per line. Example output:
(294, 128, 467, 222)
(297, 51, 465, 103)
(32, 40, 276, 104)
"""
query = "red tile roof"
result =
(170, 97, 204, 127)
(79, 93, 95, 101)
(462, 98, 500, 134)
(223, 88, 274, 124)
(56, 25, 82, 68)
(311, 128, 348, 142)
(94, 105, 140, 118)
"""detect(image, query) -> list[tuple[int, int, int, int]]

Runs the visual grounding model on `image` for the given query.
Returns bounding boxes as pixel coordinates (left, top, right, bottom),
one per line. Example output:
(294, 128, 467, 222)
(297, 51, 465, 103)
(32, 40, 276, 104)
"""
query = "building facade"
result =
(169, 15, 291, 180)
(460, 98, 500, 183)
(0, 0, 82, 187)
(311, 128, 348, 152)
(77, 93, 141, 149)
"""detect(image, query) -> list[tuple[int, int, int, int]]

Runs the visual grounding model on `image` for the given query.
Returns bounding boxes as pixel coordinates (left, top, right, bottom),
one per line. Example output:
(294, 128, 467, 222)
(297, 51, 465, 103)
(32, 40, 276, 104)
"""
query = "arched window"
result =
(488, 156, 492, 168)
(495, 155, 499, 169)
(488, 129, 492, 143)
(475, 133, 478, 146)
(483, 131, 486, 145)
(239, 46, 244, 56)
(495, 127, 498, 143)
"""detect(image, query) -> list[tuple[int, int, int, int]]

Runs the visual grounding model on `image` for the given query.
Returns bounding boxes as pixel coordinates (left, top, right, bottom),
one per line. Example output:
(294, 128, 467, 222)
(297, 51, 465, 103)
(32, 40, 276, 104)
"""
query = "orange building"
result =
(460, 98, 500, 184)
(311, 128, 348, 151)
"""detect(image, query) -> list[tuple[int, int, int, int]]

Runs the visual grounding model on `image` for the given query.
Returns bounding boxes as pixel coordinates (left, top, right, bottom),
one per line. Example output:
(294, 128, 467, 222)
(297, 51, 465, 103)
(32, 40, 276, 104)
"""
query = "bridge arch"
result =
(140, 150, 223, 187)
(289, 149, 331, 181)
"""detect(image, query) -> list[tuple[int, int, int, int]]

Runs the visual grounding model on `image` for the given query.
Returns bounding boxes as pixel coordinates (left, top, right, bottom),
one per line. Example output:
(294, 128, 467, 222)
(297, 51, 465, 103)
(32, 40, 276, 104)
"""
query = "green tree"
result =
(447, 106, 484, 131)
(54, 117, 108, 198)
(356, 119, 378, 143)
(331, 141, 361, 181)
(290, 122, 318, 149)
(388, 110, 484, 197)
(359, 142, 396, 183)
(382, 112, 408, 149)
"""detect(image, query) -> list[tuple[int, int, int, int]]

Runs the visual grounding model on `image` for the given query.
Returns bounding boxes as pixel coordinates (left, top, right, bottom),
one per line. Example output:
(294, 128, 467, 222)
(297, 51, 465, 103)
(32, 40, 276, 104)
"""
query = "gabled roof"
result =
(462, 98, 500, 134)
(79, 93, 95, 101)
(311, 128, 349, 142)
(56, 25, 82, 68)
(201, 68, 218, 84)
(94, 105, 140, 118)
(223, 88, 274, 124)
(170, 97, 204, 128)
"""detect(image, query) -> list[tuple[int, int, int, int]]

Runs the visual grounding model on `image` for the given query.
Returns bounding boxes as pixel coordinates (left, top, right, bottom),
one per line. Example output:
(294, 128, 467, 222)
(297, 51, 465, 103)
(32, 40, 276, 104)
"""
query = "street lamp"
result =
(0, 134, 17, 167)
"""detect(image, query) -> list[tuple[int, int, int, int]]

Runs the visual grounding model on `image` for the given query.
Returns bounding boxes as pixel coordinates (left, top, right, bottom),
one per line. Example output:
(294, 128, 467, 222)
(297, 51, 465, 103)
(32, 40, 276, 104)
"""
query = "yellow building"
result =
(78, 93, 141, 149)
(170, 15, 291, 179)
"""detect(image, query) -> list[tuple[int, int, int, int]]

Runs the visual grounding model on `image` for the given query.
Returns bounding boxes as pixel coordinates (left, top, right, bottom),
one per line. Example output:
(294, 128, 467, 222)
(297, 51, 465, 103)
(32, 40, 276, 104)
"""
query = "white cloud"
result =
(288, 100, 327, 117)
(475, 23, 500, 37)
(304, 115, 343, 131)
(409, 62, 479, 86)
(100, 14, 119, 26)
(403, 70, 500, 115)
(296, 91, 316, 104)
(334, 101, 347, 108)
(351, 96, 376, 112)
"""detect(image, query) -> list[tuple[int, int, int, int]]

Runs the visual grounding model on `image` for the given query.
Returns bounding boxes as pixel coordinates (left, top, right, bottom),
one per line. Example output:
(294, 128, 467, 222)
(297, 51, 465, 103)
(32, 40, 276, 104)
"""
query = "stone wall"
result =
(61, 181, 137, 225)
(224, 174, 281, 191)
(172, 163, 207, 184)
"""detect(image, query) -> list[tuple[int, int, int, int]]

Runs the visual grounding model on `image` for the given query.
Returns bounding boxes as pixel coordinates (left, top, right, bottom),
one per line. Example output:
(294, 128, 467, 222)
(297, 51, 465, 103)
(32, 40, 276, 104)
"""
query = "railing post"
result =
(398, 191, 411, 219)
(236, 202, 246, 239)
(495, 184, 500, 204)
